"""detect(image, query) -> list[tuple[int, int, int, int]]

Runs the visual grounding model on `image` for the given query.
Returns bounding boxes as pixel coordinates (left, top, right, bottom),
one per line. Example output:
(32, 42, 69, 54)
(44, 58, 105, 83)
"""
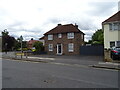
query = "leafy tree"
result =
(33, 41, 44, 53)
(14, 37, 27, 50)
(92, 29, 104, 44)
(2, 30, 16, 51)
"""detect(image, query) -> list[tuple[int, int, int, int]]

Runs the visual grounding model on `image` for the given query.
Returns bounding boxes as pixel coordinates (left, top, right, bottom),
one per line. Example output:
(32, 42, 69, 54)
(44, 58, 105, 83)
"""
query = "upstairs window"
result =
(114, 23, 118, 30)
(58, 33, 62, 38)
(48, 35, 53, 40)
(109, 23, 120, 31)
(67, 32, 74, 39)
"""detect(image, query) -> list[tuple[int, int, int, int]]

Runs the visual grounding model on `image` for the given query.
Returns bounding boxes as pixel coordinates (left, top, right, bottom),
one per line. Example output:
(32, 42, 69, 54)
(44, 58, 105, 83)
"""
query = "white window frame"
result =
(48, 44, 53, 51)
(109, 23, 112, 30)
(58, 33, 62, 38)
(67, 32, 74, 39)
(109, 23, 119, 31)
(114, 23, 118, 30)
(68, 43, 74, 52)
(48, 35, 53, 40)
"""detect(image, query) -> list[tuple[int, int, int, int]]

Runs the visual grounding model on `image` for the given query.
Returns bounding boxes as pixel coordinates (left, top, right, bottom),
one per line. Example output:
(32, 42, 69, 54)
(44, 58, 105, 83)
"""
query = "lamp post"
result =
(20, 35, 23, 59)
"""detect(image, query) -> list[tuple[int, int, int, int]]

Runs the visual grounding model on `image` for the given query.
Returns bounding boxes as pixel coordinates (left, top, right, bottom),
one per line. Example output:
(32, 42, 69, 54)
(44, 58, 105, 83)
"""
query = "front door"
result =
(57, 44, 62, 55)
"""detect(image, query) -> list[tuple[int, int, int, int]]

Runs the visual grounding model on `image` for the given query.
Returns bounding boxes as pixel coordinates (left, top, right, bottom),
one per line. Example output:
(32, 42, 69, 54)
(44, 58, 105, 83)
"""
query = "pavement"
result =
(1, 52, 120, 70)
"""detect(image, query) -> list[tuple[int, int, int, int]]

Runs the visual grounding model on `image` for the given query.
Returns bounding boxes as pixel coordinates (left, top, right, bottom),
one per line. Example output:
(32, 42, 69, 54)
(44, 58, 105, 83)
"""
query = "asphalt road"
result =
(2, 58, 119, 88)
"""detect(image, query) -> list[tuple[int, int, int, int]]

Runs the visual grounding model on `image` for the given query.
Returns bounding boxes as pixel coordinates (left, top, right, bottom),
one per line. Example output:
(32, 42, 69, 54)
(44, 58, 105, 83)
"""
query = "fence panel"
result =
(80, 45, 104, 56)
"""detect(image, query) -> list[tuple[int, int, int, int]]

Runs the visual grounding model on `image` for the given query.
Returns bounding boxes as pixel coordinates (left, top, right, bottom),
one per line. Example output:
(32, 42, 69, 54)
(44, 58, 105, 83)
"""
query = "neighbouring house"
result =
(41, 24, 85, 55)
(27, 38, 40, 49)
(102, 10, 120, 49)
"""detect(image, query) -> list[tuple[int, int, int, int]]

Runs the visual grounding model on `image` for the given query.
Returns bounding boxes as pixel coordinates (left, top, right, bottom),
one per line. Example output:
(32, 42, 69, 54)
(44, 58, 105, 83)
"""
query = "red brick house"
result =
(27, 38, 40, 49)
(42, 24, 85, 55)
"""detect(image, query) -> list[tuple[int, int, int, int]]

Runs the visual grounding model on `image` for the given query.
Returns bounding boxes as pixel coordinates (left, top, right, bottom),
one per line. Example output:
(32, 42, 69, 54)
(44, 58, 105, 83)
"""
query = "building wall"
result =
(44, 33, 84, 55)
(104, 24, 120, 49)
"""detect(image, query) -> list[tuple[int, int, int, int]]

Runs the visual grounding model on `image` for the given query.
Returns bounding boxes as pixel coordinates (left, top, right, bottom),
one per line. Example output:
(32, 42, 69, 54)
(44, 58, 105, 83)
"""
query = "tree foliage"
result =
(33, 41, 44, 52)
(14, 37, 27, 50)
(2, 29, 16, 51)
(87, 29, 104, 44)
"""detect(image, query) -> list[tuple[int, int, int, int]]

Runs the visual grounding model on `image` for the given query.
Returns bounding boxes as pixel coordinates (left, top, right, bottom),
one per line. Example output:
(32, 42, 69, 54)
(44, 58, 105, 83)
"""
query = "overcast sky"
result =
(0, 0, 119, 41)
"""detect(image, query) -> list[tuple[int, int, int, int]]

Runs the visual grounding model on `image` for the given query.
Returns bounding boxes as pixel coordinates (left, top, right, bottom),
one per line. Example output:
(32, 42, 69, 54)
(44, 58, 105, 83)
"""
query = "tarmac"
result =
(1, 52, 120, 70)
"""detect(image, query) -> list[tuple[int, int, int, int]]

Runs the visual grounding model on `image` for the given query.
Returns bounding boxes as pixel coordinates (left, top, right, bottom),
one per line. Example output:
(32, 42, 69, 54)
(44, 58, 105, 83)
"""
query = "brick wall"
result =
(44, 32, 84, 55)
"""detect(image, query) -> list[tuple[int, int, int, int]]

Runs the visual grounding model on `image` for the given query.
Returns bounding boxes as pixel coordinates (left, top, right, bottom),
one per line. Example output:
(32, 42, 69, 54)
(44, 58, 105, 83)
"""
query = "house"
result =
(42, 24, 85, 55)
(102, 11, 120, 49)
(27, 38, 40, 49)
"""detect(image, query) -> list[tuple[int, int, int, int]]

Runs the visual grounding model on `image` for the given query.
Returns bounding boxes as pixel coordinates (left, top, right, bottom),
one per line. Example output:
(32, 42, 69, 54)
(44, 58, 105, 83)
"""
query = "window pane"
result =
(48, 35, 53, 40)
(68, 43, 74, 52)
(110, 41, 115, 48)
(48, 44, 53, 51)
(117, 41, 120, 47)
(109, 23, 112, 30)
(58, 34, 62, 38)
(67, 33, 74, 39)
(114, 23, 118, 30)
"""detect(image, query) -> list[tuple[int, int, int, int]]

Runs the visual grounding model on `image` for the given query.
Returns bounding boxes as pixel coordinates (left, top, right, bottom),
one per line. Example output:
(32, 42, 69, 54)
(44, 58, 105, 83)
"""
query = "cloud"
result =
(87, 2, 117, 16)
(0, 0, 119, 41)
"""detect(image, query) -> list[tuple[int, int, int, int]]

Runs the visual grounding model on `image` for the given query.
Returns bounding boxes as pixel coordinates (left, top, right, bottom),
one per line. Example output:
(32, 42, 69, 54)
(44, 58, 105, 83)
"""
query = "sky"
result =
(0, 0, 119, 41)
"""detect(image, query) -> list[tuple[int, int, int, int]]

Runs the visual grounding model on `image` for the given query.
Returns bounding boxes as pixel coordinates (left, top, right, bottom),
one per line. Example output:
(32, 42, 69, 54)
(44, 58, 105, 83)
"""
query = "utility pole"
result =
(20, 35, 23, 59)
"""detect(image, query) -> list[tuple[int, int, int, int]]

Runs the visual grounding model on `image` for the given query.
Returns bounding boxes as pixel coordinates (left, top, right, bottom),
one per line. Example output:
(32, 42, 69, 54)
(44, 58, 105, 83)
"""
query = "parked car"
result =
(110, 47, 120, 60)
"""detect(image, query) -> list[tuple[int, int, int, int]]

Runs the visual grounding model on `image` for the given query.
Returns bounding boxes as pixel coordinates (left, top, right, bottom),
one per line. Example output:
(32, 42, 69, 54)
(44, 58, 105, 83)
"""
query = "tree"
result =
(33, 41, 44, 53)
(92, 29, 104, 44)
(14, 37, 27, 50)
(2, 30, 16, 51)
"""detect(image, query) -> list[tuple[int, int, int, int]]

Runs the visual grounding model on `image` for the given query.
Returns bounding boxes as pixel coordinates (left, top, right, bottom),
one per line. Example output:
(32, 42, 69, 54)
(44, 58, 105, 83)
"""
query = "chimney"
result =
(75, 23, 78, 28)
(58, 24, 62, 26)
(31, 38, 33, 40)
(118, 1, 120, 11)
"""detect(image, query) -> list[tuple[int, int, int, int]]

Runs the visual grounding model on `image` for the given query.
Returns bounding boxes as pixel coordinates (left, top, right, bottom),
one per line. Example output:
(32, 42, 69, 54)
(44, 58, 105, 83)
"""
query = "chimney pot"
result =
(75, 23, 78, 28)
(58, 24, 62, 26)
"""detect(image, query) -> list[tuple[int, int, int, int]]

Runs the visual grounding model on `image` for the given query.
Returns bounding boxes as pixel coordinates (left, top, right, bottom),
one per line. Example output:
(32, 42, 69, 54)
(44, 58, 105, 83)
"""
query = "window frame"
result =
(58, 33, 62, 38)
(67, 32, 74, 39)
(48, 44, 53, 51)
(68, 43, 74, 52)
(48, 35, 53, 40)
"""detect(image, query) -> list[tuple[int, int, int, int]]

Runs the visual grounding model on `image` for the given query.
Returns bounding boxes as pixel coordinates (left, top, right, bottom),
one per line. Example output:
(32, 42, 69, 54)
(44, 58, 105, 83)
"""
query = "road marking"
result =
(28, 57, 55, 60)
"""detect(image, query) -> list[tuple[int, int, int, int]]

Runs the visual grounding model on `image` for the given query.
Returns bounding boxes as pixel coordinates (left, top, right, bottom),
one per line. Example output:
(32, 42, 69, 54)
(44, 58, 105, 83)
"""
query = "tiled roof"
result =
(39, 36, 44, 40)
(102, 11, 120, 24)
(27, 40, 39, 44)
(44, 24, 84, 35)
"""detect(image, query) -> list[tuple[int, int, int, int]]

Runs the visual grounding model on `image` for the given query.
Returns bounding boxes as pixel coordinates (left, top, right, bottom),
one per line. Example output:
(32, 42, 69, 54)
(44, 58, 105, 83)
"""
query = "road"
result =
(2, 58, 119, 88)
